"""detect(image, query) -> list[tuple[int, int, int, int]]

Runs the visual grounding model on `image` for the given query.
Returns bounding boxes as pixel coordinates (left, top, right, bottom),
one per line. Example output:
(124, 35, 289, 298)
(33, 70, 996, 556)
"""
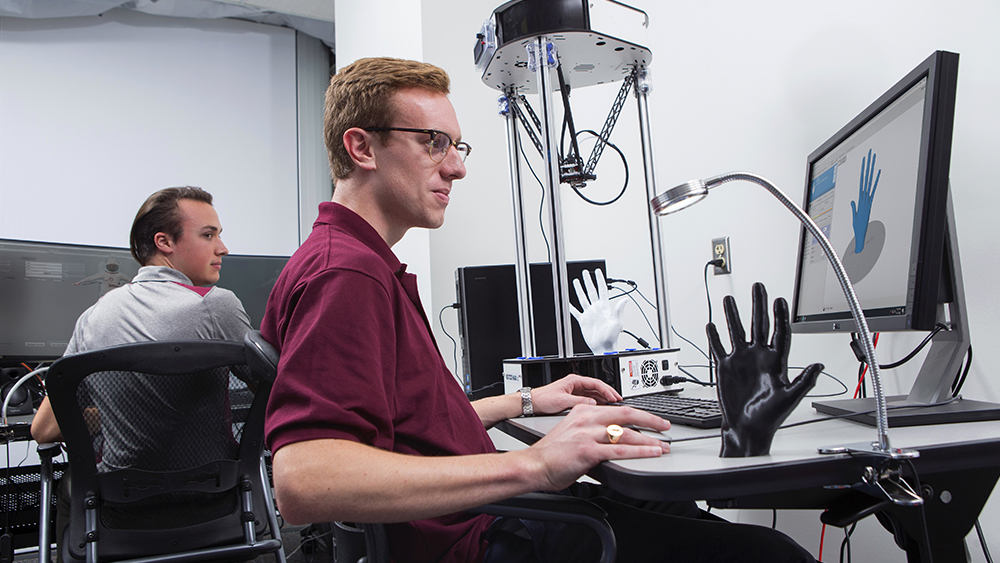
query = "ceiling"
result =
(216, 0, 333, 22)
(0, 0, 335, 46)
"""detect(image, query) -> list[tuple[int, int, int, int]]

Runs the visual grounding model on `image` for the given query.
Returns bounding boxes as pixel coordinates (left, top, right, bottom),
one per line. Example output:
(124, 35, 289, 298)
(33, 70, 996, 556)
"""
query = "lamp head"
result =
(651, 179, 709, 215)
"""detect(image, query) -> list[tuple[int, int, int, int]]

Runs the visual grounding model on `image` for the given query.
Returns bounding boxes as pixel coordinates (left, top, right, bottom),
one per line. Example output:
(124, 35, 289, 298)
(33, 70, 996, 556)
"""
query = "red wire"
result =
(818, 522, 826, 561)
(852, 333, 880, 399)
(21, 361, 44, 383)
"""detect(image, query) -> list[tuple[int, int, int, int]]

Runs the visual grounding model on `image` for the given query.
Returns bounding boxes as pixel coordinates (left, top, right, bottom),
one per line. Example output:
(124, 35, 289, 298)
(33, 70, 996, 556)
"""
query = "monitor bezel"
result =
(790, 51, 959, 334)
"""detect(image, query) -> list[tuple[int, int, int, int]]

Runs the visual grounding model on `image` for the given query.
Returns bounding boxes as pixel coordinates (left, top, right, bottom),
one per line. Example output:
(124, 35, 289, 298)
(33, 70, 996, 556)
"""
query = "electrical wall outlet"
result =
(711, 237, 731, 275)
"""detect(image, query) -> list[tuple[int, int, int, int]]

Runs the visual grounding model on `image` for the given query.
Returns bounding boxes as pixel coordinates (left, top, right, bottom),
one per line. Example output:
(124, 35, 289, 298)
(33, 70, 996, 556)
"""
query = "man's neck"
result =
(145, 256, 173, 270)
(331, 186, 406, 247)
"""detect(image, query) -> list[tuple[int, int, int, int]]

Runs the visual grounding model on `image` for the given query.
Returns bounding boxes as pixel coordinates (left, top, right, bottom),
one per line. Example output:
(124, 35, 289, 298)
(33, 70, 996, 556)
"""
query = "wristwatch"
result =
(519, 387, 533, 417)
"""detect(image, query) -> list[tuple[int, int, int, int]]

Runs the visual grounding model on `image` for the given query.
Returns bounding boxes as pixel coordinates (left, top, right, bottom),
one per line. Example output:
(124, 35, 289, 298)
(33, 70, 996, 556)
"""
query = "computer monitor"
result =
(0, 239, 140, 364)
(0, 239, 288, 365)
(790, 51, 1000, 425)
(215, 254, 289, 329)
(456, 259, 606, 397)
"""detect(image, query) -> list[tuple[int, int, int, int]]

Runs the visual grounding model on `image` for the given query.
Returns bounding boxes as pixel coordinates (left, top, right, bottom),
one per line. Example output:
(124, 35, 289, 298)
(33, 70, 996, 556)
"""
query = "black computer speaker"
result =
(2, 367, 40, 416)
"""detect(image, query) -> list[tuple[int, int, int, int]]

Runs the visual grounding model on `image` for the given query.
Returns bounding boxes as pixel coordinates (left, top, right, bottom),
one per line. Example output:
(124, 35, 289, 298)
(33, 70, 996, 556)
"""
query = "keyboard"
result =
(622, 394, 722, 429)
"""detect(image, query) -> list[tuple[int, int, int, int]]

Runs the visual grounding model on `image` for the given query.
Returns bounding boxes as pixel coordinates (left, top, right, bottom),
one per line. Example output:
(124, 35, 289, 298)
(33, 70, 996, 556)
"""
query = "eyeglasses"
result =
(364, 127, 472, 163)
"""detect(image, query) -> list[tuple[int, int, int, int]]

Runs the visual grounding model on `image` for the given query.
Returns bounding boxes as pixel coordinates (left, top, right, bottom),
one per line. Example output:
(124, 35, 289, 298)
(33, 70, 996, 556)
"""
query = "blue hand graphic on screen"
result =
(850, 148, 880, 253)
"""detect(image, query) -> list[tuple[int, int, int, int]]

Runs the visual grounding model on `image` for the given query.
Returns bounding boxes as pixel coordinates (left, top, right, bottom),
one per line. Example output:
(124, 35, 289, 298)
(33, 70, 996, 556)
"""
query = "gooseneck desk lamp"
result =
(651, 171, 917, 464)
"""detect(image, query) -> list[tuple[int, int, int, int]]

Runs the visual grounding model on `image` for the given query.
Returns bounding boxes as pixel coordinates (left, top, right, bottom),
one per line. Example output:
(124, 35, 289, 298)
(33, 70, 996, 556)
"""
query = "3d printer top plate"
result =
(481, 31, 651, 93)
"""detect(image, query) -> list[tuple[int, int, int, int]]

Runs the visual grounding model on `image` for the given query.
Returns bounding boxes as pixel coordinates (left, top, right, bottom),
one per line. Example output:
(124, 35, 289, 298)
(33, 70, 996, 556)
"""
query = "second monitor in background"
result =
(0, 238, 140, 364)
(215, 254, 289, 330)
(0, 240, 288, 366)
(456, 259, 606, 397)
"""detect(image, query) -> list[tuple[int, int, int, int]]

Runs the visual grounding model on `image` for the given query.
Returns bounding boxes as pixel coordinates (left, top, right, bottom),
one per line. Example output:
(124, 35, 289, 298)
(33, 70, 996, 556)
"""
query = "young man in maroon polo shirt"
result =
(261, 57, 815, 562)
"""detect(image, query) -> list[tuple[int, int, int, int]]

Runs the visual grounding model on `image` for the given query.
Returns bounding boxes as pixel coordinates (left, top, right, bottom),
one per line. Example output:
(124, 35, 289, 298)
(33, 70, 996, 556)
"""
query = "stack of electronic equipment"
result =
(502, 350, 722, 429)
(457, 260, 722, 428)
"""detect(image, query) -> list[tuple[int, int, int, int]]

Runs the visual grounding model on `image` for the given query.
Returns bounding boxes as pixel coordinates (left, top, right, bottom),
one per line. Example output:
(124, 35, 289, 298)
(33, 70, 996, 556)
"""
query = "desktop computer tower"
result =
(455, 259, 606, 397)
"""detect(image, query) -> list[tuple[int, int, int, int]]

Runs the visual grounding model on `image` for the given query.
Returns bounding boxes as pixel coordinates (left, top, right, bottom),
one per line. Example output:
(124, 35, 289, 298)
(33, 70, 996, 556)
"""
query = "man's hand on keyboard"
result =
(707, 282, 823, 457)
(531, 373, 623, 414)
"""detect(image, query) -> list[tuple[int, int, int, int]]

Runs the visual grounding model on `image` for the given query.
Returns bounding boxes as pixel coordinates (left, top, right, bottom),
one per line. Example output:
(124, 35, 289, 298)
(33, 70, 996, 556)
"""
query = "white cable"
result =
(2, 367, 48, 425)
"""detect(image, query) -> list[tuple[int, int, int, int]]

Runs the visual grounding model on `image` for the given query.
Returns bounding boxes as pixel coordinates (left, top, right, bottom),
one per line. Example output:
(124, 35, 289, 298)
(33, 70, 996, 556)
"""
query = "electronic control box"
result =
(502, 348, 680, 397)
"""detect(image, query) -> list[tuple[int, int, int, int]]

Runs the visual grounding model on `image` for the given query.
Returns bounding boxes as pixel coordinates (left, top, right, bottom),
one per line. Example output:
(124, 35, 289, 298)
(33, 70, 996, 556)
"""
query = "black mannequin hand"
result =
(707, 282, 823, 457)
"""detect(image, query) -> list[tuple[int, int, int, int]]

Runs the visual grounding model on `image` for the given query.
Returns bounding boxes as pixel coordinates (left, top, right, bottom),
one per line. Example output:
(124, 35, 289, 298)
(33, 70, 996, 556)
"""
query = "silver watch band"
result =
(519, 387, 533, 417)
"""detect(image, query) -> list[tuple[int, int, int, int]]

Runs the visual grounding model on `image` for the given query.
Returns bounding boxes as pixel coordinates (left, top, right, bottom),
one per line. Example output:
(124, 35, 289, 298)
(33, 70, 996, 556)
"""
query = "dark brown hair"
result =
(129, 186, 213, 265)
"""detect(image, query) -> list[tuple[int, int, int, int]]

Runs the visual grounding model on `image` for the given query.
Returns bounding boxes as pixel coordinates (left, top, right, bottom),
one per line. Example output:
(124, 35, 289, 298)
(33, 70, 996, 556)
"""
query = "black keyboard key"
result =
(622, 394, 722, 429)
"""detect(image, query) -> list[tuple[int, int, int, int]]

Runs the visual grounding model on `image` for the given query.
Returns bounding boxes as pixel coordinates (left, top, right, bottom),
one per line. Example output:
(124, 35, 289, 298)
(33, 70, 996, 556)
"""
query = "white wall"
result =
(0, 9, 300, 255)
(421, 0, 1000, 560)
(0, 8, 331, 472)
(296, 30, 336, 245)
(4, 1, 992, 558)
(333, 0, 437, 312)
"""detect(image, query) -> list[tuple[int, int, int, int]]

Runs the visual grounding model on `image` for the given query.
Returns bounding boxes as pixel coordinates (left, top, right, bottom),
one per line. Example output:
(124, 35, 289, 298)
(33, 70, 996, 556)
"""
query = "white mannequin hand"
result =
(569, 269, 625, 354)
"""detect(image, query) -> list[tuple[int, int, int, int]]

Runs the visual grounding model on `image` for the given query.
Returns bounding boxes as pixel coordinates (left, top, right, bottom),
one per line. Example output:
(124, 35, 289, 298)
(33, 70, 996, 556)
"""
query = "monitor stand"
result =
(813, 190, 1000, 427)
(813, 395, 1000, 427)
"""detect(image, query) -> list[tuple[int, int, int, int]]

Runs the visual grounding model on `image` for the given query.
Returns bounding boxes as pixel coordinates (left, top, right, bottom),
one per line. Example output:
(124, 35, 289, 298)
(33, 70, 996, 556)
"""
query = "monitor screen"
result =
(215, 254, 289, 329)
(791, 51, 959, 333)
(0, 239, 140, 363)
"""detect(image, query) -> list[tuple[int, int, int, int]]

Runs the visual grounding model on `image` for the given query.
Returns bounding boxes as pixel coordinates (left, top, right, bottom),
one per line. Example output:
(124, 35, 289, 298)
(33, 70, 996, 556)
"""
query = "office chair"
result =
(39, 332, 286, 563)
(252, 341, 617, 563)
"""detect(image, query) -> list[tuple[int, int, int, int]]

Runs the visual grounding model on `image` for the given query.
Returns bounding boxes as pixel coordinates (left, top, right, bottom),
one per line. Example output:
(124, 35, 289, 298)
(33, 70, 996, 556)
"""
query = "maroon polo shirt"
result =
(262, 202, 495, 563)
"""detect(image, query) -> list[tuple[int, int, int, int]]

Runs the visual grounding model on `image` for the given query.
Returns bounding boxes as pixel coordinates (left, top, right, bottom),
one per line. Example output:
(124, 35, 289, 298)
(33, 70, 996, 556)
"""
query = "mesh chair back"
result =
(45, 338, 280, 562)
(80, 367, 238, 473)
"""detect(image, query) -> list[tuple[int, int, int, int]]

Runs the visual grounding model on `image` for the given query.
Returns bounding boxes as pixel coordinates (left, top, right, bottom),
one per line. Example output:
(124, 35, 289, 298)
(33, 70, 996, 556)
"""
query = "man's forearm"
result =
(272, 438, 545, 525)
(470, 392, 522, 428)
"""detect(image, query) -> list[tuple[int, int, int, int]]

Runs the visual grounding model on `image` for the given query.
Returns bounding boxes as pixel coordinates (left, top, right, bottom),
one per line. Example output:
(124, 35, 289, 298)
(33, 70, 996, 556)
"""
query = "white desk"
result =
(498, 405, 1000, 562)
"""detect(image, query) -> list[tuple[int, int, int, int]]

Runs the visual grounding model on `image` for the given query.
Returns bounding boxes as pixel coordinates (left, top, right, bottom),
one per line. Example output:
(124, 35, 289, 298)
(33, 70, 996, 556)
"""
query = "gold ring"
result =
(606, 424, 624, 444)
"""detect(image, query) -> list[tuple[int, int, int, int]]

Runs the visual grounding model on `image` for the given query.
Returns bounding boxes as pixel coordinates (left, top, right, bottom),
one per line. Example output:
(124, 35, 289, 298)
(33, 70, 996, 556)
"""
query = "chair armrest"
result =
(470, 492, 617, 563)
(37, 442, 62, 460)
(348, 493, 618, 563)
(469, 491, 607, 522)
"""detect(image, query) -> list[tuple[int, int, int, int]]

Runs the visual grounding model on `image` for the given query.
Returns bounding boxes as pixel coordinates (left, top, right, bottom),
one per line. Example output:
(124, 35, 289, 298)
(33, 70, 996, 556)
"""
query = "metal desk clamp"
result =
(859, 464, 924, 507)
(819, 458, 924, 529)
(820, 442, 922, 507)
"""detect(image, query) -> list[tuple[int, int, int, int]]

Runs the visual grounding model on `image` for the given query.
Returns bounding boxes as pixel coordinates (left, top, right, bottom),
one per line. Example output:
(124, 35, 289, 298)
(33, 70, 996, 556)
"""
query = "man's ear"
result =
(343, 127, 377, 172)
(153, 232, 174, 255)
